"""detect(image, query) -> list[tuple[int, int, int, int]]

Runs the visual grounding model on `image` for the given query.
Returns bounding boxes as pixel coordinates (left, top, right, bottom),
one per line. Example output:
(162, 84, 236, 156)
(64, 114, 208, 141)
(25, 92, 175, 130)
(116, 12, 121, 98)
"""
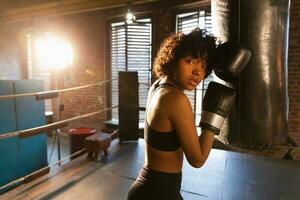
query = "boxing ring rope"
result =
(138, 82, 150, 111)
(0, 149, 85, 192)
(0, 72, 144, 193)
(0, 129, 119, 192)
(0, 78, 120, 192)
(0, 78, 117, 140)
(0, 105, 118, 140)
(138, 82, 150, 86)
(0, 78, 116, 100)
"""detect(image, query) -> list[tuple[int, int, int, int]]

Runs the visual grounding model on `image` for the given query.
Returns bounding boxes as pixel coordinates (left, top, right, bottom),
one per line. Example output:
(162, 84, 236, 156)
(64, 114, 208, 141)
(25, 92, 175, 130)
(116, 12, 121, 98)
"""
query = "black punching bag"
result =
(212, 0, 290, 148)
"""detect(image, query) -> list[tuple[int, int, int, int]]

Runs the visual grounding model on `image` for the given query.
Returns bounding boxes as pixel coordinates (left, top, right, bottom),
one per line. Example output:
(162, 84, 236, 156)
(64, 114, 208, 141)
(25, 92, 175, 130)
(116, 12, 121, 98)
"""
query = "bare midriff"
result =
(144, 144, 183, 173)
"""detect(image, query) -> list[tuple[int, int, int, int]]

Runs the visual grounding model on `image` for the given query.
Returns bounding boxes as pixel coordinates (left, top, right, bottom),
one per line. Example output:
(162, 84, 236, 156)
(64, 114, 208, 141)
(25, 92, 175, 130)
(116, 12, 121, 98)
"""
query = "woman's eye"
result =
(186, 59, 194, 64)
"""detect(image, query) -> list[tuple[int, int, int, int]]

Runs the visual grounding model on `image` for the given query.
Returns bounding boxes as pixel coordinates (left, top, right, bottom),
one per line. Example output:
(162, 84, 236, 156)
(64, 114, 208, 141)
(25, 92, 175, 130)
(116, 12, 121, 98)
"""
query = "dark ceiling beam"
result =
(1, 0, 160, 24)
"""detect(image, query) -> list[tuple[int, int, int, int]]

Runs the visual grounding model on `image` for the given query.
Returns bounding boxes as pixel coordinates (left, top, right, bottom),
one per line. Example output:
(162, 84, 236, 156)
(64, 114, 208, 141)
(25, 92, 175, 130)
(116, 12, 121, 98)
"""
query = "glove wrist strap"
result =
(200, 111, 226, 130)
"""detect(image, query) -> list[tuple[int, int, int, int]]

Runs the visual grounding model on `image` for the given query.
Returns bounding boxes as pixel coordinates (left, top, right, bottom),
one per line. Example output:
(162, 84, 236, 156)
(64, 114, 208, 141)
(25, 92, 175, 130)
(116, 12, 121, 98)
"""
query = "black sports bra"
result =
(144, 82, 181, 151)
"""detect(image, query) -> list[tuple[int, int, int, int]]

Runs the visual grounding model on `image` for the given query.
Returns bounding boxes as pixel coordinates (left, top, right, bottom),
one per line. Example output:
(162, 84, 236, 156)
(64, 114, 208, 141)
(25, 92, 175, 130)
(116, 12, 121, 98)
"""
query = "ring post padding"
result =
(118, 71, 139, 141)
(0, 80, 48, 193)
(0, 80, 19, 193)
(15, 80, 48, 179)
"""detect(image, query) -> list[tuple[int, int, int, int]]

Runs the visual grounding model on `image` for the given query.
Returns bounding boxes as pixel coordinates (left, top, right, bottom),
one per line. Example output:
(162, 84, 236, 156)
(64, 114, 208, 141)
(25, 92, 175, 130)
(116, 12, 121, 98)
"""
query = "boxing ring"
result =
(1, 139, 300, 200)
(0, 65, 299, 200)
(0, 70, 300, 200)
(0, 71, 141, 196)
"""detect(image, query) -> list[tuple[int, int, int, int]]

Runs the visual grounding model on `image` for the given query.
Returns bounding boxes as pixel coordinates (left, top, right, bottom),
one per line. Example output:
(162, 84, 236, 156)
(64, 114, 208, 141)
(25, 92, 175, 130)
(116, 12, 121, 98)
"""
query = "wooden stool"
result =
(85, 132, 112, 160)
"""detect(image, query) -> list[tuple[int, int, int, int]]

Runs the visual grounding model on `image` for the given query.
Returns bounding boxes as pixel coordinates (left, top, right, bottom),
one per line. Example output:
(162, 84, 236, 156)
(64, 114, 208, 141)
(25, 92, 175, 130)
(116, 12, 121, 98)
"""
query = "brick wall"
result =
(2, 0, 298, 138)
(45, 0, 208, 123)
(31, 12, 109, 123)
(288, 0, 300, 144)
(58, 12, 108, 122)
(60, 0, 298, 141)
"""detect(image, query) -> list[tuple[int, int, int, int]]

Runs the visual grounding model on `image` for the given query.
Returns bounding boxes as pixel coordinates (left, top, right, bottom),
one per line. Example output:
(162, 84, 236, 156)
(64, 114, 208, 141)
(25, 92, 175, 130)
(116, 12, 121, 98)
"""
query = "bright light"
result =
(126, 10, 136, 24)
(35, 33, 73, 70)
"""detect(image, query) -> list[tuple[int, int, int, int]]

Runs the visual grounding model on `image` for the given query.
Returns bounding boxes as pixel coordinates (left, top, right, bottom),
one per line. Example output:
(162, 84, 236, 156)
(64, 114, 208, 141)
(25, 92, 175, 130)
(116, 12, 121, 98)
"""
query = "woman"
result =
(127, 28, 218, 200)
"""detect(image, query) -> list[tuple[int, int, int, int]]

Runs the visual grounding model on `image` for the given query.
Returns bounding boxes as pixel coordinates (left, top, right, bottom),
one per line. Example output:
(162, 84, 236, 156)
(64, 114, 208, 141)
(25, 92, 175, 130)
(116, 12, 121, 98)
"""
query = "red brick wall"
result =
(57, 0, 300, 141)
(57, 12, 108, 122)
(47, 0, 209, 123)
(6, 0, 298, 137)
(288, 0, 300, 143)
(32, 12, 109, 122)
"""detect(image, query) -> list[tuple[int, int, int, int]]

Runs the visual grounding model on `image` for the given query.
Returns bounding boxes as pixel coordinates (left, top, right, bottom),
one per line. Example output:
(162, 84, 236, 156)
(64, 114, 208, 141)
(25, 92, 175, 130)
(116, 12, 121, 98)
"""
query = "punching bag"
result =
(212, 0, 290, 148)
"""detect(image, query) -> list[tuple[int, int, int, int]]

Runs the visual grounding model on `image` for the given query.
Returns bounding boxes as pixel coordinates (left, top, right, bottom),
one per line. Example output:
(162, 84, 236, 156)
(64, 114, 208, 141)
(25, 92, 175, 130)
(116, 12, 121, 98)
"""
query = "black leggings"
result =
(127, 167, 183, 200)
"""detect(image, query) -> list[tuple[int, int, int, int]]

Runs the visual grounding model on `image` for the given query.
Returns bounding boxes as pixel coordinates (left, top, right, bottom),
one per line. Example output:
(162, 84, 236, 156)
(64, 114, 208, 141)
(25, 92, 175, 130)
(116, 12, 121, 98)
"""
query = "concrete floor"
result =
(2, 139, 300, 200)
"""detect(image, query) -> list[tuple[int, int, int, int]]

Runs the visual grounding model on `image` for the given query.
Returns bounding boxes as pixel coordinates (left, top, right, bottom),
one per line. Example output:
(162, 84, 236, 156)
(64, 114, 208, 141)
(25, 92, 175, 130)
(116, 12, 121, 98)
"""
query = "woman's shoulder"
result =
(159, 87, 190, 107)
(149, 78, 190, 106)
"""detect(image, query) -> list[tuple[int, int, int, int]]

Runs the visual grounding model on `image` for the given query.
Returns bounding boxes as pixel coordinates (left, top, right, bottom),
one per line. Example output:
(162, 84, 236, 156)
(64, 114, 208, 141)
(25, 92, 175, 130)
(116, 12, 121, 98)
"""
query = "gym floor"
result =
(2, 139, 300, 200)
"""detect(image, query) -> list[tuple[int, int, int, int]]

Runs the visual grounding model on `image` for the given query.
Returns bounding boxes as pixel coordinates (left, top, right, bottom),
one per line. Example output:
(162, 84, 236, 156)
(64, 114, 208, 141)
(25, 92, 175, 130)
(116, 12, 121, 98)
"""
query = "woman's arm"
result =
(198, 129, 215, 166)
(168, 91, 214, 168)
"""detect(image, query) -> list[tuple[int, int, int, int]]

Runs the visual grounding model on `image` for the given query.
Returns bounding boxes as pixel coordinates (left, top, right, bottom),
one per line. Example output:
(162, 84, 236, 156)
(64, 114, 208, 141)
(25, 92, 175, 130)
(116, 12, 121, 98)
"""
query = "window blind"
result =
(111, 19, 152, 123)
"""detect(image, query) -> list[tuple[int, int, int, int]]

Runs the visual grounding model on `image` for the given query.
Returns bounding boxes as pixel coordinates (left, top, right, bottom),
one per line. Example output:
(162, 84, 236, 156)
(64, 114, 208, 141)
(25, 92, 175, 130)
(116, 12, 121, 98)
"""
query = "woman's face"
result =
(173, 56, 206, 91)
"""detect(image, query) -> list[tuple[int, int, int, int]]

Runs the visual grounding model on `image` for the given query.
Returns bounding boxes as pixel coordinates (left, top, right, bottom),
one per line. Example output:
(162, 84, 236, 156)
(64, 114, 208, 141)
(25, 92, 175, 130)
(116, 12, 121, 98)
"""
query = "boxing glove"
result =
(199, 81, 236, 135)
(213, 41, 251, 83)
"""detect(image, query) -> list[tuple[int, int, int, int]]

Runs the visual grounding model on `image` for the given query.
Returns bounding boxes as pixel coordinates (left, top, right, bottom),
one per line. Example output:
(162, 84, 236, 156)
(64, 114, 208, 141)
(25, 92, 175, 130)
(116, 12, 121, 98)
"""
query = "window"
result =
(27, 33, 52, 112)
(27, 33, 73, 113)
(176, 10, 214, 125)
(111, 18, 152, 123)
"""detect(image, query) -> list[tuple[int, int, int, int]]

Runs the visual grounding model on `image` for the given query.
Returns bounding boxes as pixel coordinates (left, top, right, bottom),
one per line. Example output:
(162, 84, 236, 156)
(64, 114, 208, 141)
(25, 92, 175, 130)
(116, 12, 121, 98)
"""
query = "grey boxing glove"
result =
(199, 82, 236, 135)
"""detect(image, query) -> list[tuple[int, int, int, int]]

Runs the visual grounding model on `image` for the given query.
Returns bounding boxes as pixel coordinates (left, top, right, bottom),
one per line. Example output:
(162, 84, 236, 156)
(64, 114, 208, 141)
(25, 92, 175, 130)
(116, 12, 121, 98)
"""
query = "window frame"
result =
(107, 14, 153, 124)
(26, 33, 54, 112)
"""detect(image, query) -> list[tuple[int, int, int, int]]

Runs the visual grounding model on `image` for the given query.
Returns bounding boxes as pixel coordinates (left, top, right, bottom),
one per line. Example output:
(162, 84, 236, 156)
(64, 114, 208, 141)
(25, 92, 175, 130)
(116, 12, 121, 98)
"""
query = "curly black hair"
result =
(153, 28, 218, 79)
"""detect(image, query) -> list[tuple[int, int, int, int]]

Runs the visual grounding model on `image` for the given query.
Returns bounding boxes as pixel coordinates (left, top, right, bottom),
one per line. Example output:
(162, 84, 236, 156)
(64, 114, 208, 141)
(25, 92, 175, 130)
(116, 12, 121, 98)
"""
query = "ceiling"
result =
(0, 0, 160, 24)
(0, 0, 61, 11)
